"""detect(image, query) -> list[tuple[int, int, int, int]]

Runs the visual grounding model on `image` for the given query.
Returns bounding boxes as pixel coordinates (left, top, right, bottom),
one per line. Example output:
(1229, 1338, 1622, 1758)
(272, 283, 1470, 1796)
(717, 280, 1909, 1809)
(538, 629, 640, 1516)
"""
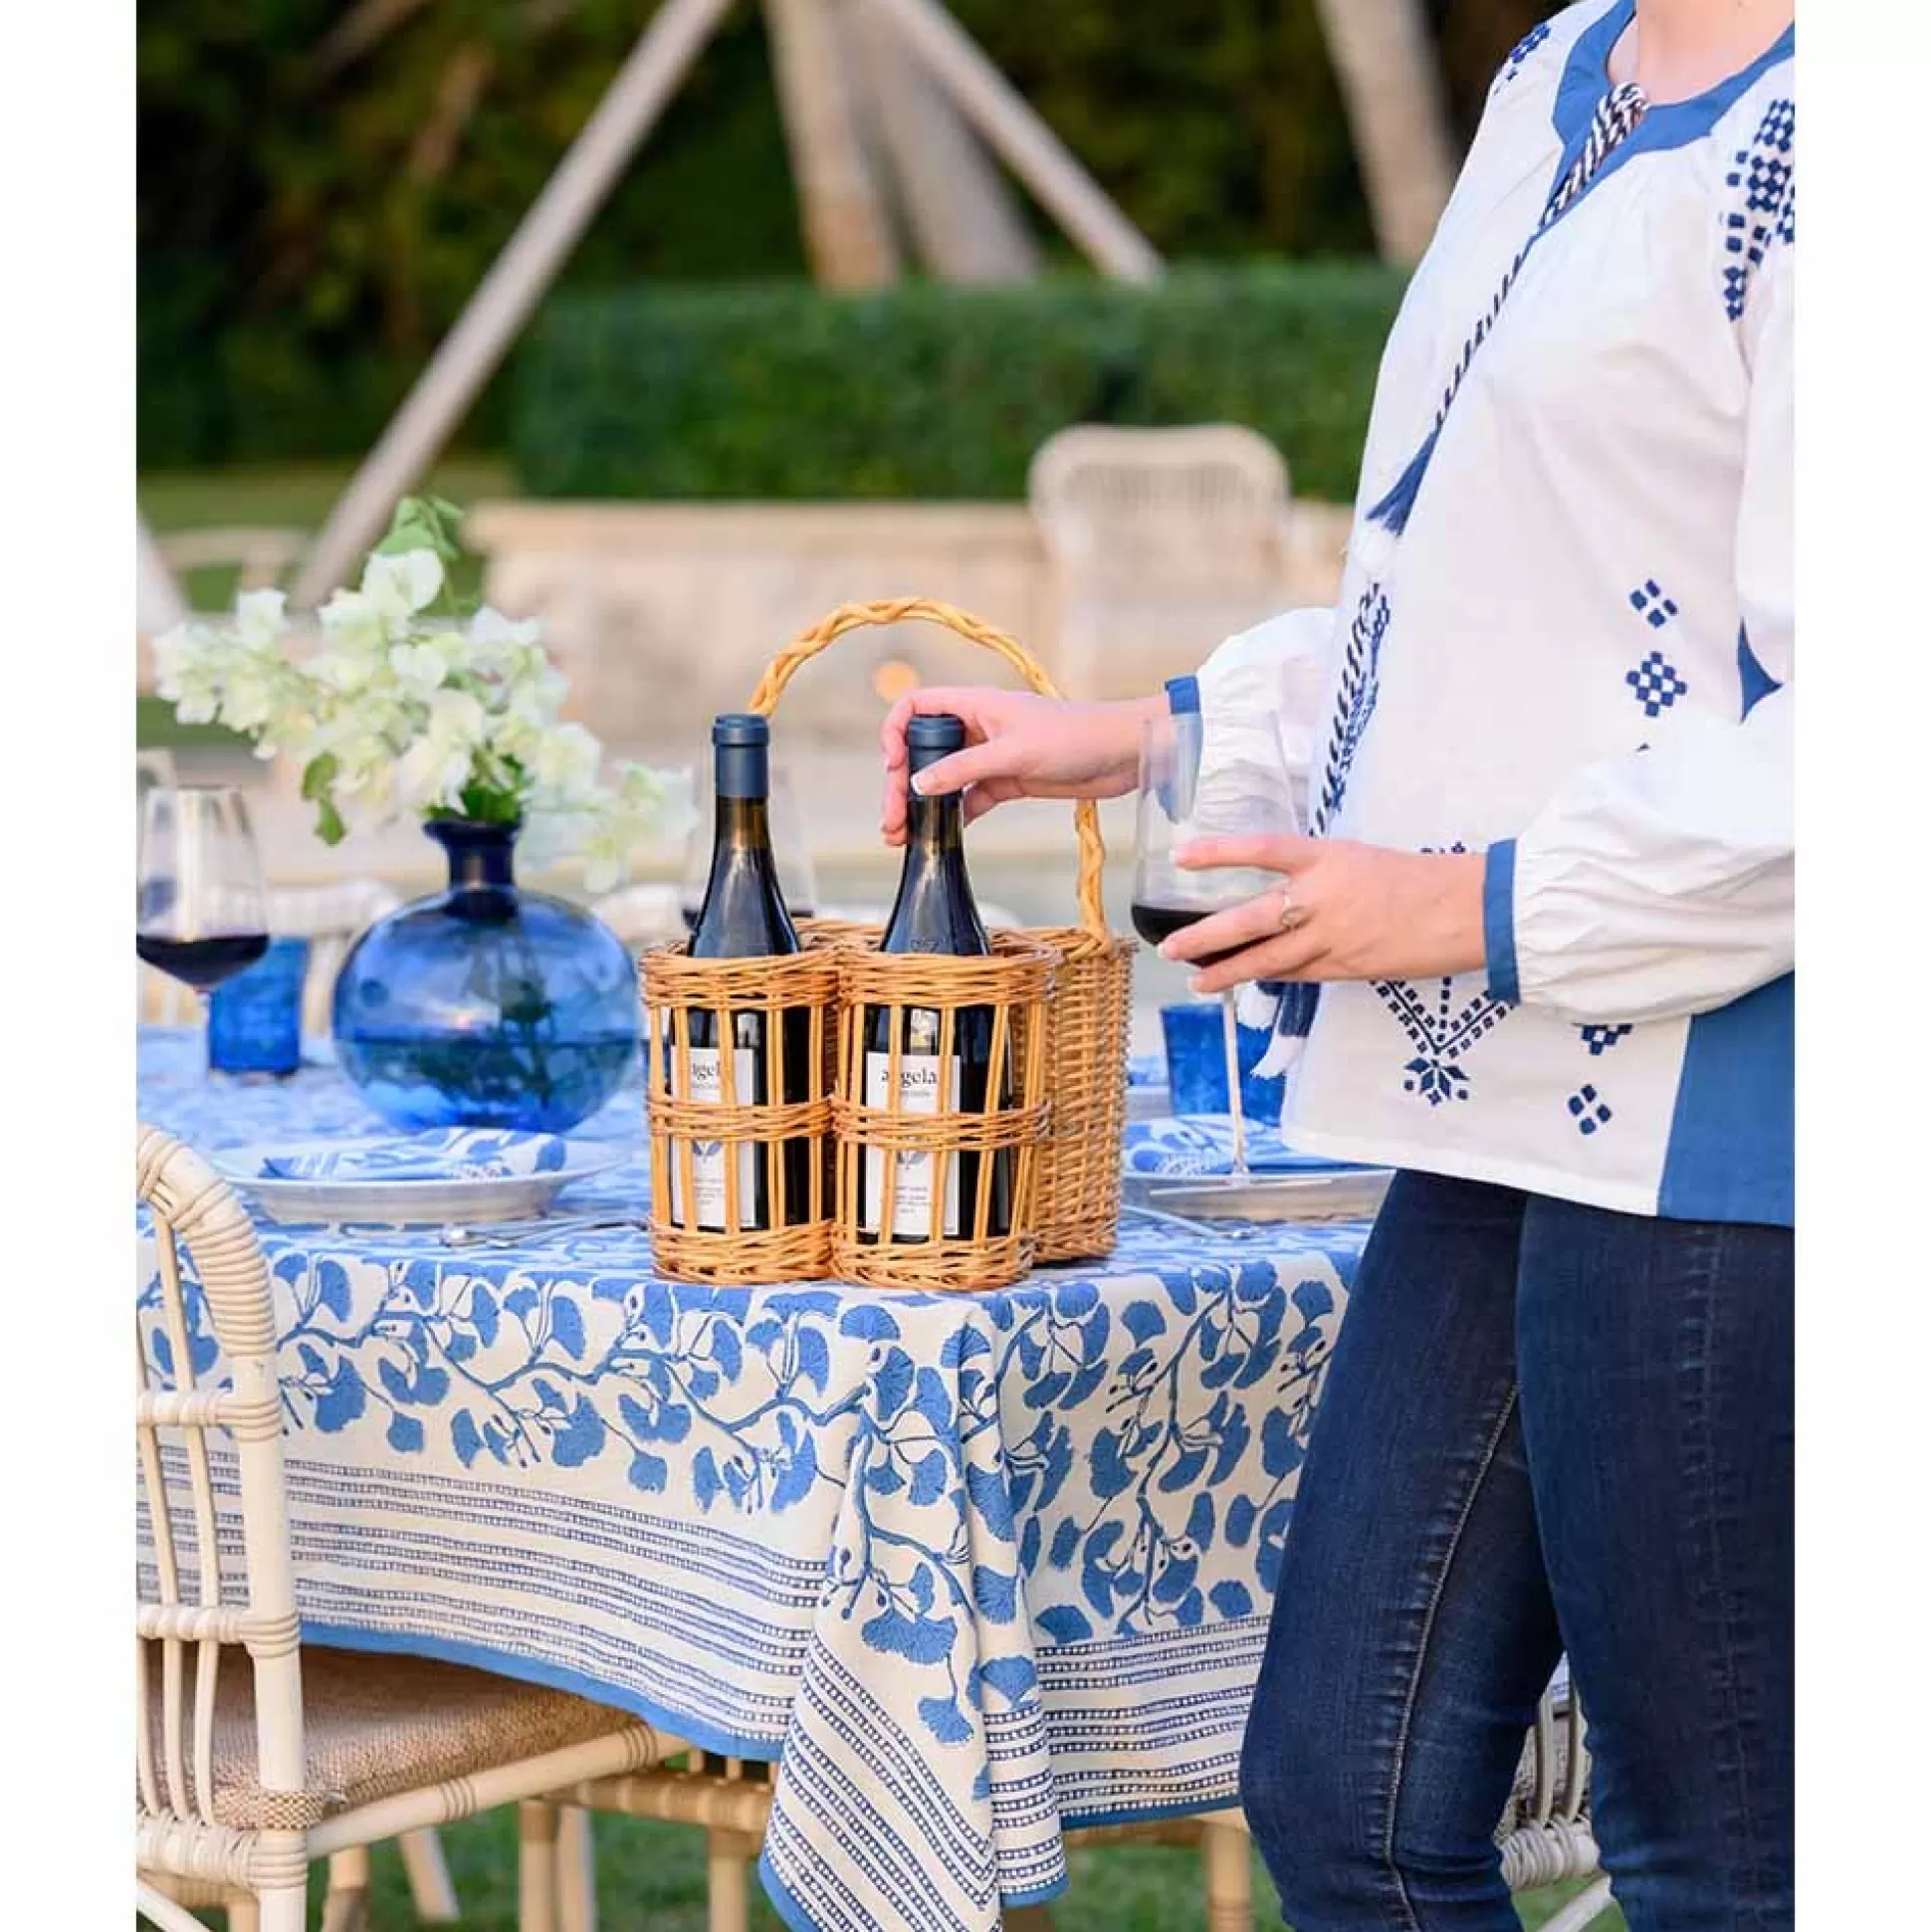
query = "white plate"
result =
(212, 1138, 625, 1226)
(1122, 1167, 1392, 1224)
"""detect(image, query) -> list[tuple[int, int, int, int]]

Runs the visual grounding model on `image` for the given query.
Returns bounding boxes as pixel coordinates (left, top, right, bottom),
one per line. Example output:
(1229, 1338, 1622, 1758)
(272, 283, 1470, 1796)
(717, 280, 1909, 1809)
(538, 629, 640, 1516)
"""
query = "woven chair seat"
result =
(141, 1644, 647, 1831)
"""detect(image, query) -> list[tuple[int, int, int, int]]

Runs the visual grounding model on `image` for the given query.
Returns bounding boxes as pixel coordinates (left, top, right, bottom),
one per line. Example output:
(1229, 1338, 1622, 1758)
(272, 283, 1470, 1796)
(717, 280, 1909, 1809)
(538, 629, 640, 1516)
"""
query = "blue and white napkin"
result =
(256, 1129, 572, 1183)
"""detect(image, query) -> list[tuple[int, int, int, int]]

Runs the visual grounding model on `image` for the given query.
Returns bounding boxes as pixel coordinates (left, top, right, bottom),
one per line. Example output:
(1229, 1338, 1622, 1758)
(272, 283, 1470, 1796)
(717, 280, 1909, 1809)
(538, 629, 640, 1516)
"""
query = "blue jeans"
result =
(1239, 1172, 1793, 1930)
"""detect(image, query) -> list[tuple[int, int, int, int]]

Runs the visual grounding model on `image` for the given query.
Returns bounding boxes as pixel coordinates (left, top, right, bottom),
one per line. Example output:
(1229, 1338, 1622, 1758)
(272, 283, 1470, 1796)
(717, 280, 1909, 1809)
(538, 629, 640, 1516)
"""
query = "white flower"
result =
(467, 606, 542, 673)
(234, 588, 289, 648)
(396, 739, 473, 814)
(312, 648, 375, 695)
(152, 620, 228, 724)
(525, 721, 603, 803)
(388, 633, 455, 701)
(152, 544, 686, 866)
(317, 587, 388, 655)
(218, 659, 286, 736)
(361, 548, 444, 624)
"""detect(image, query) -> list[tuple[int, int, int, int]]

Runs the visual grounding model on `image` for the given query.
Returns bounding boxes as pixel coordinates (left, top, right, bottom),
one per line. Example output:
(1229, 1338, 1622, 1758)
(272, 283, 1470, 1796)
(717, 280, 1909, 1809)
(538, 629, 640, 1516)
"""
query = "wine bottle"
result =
(674, 714, 812, 1231)
(863, 714, 1012, 1243)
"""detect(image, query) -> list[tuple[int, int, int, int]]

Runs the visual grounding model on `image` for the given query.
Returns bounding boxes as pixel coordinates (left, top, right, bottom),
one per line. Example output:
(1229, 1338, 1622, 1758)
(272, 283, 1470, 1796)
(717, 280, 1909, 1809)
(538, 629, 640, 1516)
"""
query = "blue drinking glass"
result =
(208, 937, 310, 1078)
(1161, 1001, 1285, 1122)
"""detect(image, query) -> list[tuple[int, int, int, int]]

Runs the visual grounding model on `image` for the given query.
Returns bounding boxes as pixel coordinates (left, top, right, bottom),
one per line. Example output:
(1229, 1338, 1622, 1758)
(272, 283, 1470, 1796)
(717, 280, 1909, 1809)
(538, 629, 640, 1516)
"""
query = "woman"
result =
(880, 2, 1795, 1926)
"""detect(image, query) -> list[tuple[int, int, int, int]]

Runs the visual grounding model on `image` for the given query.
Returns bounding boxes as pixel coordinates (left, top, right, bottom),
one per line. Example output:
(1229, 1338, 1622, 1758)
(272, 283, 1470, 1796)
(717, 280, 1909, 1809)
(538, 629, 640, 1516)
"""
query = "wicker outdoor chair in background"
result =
(157, 528, 311, 598)
(139, 878, 403, 1033)
(1027, 424, 1297, 704)
(135, 1125, 672, 1932)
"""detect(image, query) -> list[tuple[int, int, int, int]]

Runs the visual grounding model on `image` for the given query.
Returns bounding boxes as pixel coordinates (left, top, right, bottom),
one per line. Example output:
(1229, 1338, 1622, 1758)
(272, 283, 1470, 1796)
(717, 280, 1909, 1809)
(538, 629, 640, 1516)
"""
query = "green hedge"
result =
(511, 264, 1405, 506)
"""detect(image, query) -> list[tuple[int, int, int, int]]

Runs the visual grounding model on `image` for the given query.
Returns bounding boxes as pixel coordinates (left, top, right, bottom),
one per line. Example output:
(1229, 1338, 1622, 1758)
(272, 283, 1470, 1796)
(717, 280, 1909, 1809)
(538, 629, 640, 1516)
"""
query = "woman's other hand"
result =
(1161, 835, 1488, 989)
(880, 687, 1163, 845)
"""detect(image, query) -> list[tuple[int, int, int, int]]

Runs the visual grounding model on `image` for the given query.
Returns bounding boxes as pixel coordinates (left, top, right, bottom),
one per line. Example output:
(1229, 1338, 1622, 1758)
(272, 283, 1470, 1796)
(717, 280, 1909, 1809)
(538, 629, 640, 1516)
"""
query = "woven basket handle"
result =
(747, 597, 1109, 939)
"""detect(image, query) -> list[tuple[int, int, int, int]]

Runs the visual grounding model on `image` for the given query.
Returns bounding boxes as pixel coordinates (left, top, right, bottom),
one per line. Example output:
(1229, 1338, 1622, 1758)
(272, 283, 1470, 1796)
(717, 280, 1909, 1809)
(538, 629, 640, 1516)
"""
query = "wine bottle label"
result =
(670, 1045, 761, 1230)
(862, 1043, 962, 1238)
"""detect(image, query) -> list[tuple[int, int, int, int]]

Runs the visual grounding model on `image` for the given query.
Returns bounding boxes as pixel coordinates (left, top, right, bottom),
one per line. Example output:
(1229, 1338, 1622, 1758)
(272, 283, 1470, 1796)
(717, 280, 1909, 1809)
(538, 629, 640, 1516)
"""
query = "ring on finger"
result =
(1276, 885, 1311, 934)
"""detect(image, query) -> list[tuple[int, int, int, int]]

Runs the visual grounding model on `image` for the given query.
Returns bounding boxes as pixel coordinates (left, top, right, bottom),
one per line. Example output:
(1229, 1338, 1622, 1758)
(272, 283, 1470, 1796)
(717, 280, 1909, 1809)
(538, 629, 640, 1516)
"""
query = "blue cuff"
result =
(1483, 839, 1521, 1006)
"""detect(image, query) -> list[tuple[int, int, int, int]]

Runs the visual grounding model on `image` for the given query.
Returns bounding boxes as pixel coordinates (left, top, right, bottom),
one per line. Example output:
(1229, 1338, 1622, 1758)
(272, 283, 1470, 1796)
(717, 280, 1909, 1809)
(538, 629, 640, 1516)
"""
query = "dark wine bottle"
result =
(863, 715, 1012, 1243)
(676, 714, 813, 1231)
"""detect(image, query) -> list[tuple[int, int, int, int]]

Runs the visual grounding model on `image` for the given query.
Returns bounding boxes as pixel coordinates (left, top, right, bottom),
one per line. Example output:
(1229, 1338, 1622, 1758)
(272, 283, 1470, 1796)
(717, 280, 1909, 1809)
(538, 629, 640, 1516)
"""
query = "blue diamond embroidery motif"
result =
(1626, 651, 1688, 718)
(1716, 102, 1793, 318)
(1567, 1085, 1612, 1136)
(1628, 579, 1679, 629)
(1580, 1024, 1632, 1057)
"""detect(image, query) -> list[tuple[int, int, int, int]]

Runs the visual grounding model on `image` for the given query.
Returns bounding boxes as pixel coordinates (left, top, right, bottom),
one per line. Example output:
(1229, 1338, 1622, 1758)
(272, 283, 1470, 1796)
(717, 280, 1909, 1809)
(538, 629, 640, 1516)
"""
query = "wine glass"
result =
(680, 757, 819, 929)
(1131, 708, 1300, 1185)
(136, 786, 270, 1078)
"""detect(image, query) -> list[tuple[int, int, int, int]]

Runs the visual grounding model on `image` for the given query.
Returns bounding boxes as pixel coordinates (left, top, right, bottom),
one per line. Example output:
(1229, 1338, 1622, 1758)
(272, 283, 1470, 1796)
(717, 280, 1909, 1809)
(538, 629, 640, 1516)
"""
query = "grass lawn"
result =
(214, 1809, 1619, 1930)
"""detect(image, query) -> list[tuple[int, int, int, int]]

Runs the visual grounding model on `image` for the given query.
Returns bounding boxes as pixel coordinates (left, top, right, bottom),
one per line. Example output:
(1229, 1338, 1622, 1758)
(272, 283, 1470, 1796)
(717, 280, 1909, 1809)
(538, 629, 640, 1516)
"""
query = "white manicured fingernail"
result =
(909, 772, 928, 796)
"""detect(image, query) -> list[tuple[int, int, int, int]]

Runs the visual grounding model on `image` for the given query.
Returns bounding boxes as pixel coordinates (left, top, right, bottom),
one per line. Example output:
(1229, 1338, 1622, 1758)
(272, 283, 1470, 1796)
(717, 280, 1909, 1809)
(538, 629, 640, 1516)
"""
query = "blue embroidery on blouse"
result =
(1580, 1024, 1632, 1056)
(1626, 650, 1689, 718)
(1628, 578, 1679, 629)
(1380, 972, 1508, 1111)
(1496, 22, 1552, 93)
(1567, 1085, 1613, 1136)
(1312, 582, 1390, 833)
(1720, 99, 1796, 319)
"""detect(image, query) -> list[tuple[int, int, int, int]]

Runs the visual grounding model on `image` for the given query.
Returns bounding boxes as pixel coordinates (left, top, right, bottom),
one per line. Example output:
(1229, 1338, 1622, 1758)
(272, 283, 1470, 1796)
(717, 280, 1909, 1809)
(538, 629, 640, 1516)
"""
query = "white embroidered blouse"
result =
(1195, 0, 1795, 1224)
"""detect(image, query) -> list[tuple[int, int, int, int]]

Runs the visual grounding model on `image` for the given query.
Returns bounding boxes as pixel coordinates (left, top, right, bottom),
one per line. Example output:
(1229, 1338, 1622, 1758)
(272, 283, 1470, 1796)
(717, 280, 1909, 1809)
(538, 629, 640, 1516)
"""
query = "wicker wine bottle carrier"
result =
(748, 597, 1135, 1287)
(642, 942, 840, 1284)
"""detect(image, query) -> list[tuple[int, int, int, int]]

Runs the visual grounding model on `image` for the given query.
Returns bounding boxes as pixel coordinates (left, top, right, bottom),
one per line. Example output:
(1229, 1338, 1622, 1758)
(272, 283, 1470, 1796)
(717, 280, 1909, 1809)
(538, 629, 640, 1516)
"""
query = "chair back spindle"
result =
(136, 1125, 306, 1834)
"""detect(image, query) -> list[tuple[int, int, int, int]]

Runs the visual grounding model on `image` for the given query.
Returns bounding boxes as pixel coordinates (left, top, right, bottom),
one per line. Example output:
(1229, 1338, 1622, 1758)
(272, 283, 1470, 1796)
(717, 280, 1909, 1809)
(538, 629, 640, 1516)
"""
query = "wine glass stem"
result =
(1220, 991, 1248, 1181)
(199, 992, 215, 1085)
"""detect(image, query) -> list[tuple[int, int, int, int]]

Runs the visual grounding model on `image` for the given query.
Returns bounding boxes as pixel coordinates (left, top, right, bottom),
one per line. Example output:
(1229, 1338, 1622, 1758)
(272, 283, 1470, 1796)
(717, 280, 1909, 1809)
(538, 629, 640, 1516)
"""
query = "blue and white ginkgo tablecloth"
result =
(136, 1031, 1369, 1932)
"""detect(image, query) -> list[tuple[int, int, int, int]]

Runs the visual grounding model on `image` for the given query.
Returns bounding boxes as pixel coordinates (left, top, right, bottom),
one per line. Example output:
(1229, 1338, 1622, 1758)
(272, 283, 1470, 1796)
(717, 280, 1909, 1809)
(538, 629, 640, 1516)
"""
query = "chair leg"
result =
(708, 1827, 757, 1932)
(521, 1799, 561, 1932)
(320, 1846, 371, 1932)
(1201, 1818, 1252, 1932)
(227, 1900, 261, 1932)
(400, 1827, 463, 1922)
(557, 1807, 598, 1932)
(1538, 1874, 1617, 1932)
(257, 1888, 309, 1932)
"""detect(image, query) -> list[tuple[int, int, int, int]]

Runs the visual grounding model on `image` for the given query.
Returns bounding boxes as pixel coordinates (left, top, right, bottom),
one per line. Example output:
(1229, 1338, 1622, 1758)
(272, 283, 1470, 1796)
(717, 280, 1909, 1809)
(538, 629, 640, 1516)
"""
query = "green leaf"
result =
(314, 796, 346, 845)
(301, 751, 338, 802)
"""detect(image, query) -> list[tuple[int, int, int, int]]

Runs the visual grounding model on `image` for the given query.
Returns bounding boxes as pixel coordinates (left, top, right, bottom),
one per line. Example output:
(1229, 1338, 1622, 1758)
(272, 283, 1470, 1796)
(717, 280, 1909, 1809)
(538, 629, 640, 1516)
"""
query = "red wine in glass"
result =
(1128, 901, 1242, 968)
(135, 932, 270, 993)
(136, 784, 271, 1077)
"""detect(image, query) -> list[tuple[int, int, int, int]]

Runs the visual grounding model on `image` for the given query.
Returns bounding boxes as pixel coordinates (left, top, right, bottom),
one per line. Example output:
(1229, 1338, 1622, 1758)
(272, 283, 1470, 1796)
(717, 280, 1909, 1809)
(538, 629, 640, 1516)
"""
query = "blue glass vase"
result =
(331, 818, 639, 1133)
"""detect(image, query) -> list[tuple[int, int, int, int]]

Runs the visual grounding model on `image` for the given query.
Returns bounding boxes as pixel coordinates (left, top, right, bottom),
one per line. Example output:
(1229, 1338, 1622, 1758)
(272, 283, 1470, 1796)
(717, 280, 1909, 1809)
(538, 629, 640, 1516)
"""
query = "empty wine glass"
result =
(1131, 703, 1300, 1184)
(681, 756, 818, 928)
(136, 786, 270, 1078)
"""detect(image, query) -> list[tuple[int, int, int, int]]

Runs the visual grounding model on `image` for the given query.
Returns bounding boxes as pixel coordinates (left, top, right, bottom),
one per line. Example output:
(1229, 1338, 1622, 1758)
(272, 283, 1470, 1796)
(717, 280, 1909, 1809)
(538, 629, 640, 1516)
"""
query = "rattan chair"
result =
(1028, 424, 1296, 702)
(139, 878, 403, 1033)
(135, 1125, 670, 1932)
(157, 528, 310, 596)
(527, 1686, 1612, 1932)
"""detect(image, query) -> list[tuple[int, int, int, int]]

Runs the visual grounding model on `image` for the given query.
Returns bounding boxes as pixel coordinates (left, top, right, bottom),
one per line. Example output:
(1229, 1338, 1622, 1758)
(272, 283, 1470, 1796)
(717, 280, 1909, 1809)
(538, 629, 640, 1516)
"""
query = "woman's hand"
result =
(880, 686, 1163, 846)
(1160, 835, 1489, 991)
